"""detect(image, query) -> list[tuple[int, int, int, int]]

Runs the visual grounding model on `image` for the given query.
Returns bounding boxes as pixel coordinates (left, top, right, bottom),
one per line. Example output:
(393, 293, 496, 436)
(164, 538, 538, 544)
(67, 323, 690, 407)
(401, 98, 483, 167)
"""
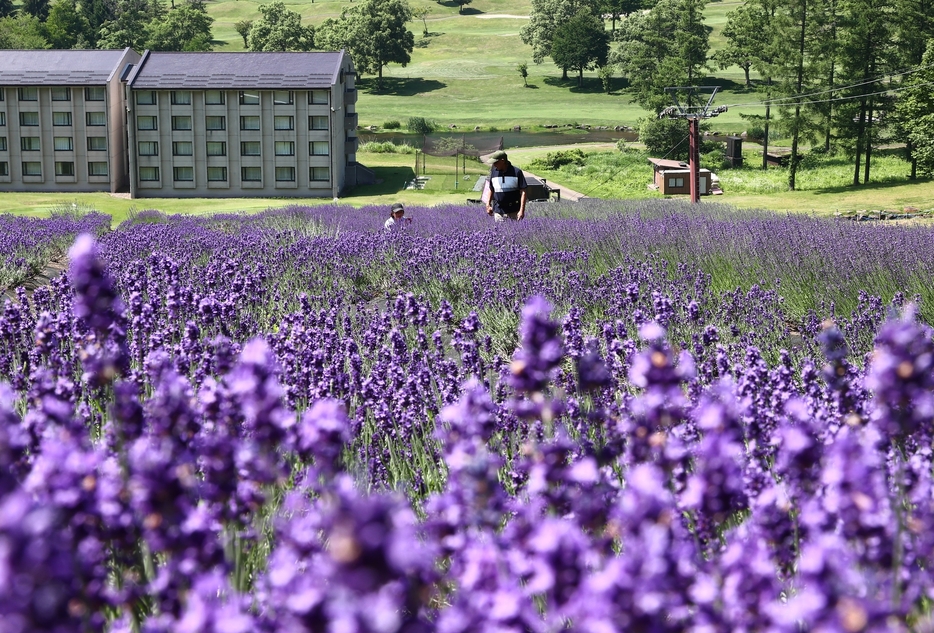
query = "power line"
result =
(726, 77, 934, 111)
(719, 59, 934, 110)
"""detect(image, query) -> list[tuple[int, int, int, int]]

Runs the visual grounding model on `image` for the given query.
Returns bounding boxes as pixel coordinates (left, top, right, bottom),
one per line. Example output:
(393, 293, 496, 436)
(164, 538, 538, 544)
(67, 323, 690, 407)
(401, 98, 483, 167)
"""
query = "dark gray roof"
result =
(0, 49, 133, 85)
(127, 51, 346, 89)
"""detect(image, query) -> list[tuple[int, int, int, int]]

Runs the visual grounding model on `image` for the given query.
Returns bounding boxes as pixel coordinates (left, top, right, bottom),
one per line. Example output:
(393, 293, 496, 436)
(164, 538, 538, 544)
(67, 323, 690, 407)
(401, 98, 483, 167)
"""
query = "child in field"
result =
(384, 202, 410, 229)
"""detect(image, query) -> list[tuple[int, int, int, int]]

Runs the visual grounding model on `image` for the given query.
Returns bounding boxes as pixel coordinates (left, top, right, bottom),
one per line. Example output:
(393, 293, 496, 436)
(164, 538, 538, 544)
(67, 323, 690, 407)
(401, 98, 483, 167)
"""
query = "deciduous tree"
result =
(316, 0, 414, 92)
(146, 0, 214, 50)
(612, 0, 709, 112)
(521, 0, 595, 77)
(247, 1, 315, 51)
(711, 3, 768, 87)
(235, 19, 253, 47)
(97, 0, 165, 50)
(44, 0, 90, 48)
(0, 13, 50, 48)
(550, 7, 609, 87)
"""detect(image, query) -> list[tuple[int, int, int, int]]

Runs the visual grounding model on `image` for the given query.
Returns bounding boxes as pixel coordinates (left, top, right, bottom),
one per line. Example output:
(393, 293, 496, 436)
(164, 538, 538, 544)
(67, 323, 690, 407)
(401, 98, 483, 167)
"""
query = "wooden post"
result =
(689, 117, 700, 204)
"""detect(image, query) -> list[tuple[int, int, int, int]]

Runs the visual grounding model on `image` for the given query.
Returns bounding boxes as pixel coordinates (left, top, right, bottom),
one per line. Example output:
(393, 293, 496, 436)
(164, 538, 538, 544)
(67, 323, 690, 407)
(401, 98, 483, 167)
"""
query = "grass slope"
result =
(205, 0, 762, 131)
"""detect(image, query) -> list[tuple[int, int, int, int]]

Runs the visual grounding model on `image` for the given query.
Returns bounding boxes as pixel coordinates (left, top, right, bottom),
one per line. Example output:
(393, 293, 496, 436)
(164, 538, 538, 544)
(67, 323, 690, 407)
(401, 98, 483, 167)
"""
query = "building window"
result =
(18, 87, 38, 101)
(171, 91, 192, 105)
(273, 91, 293, 105)
(205, 116, 226, 131)
(274, 116, 294, 131)
(240, 116, 260, 131)
(51, 87, 71, 101)
(0, 88, 4, 101)
(310, 141, 329, 156)
(310, 166, 329, 181)
(205, 90, 225, 105)
(55, 161, 75, 177)
(0, 162, 6, 176)
(54, 137, 73, 151)
(85, 86, 106, 101)
(22, 161, 41, 176)
(309, 90, 329, 105)
(136, 91, 157, 105)
(53, 111, 72, 126)
(87, 137, 107, 151)
(173, 166, 194, 181)
(172, 141, 193, 156)
(206, 141, 226, 156)
(207, 166, 227, 181)
(20, 112, 39, 126)
(275, 141, 294, 156)
(309, 115, 328, 130)
(87, 111, 106, 126)
(137, 115, 158, 131)
(88, 161, 108, 176)
(0, 112, 4, 126)
(275, 166, 295, 181)
(21, 137, 40, 151)
(138, 141, 159, 156)
(0, 137, 5, 151)
(239, 91, 260, 105)
(139, 166, 159, 181)
(172, 116, 192, 131)
(241, 166, 262, 181)
(240, 141, 261, 156)
(667, 177, 684, 188)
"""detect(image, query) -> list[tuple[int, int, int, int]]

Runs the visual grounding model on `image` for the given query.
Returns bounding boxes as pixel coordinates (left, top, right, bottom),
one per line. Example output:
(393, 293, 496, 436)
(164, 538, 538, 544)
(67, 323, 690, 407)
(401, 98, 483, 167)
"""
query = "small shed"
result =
(648, 158, 712, 196)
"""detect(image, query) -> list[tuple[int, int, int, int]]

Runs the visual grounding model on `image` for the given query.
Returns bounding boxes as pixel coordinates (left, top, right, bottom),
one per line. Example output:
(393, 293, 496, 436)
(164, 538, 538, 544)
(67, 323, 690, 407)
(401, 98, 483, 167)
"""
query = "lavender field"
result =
(3, 200, 934, 632)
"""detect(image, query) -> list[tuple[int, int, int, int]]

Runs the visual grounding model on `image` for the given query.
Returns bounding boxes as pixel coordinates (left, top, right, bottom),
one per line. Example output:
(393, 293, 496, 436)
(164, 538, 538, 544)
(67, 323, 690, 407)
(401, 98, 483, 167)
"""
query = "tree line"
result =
(521, 0, 934, 184)
(0, 0, 413, 91)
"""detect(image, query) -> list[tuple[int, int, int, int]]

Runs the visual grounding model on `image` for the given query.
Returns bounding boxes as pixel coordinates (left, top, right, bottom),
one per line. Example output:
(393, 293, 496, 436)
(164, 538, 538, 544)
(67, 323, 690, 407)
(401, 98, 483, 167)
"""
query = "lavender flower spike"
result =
(68, 233, 126, 336)
(509, 296, 564, 395)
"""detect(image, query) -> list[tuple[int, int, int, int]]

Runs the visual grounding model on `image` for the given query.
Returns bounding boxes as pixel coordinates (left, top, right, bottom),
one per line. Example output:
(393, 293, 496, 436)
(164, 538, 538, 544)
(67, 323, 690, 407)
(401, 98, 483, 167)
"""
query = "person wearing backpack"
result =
(485, 150, 528, 222)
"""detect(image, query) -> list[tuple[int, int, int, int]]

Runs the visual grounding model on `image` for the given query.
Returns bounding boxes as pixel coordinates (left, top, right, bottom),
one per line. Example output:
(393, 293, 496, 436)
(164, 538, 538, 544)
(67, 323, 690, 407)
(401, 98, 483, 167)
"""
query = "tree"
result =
(599, 0, 643, 32)
(550, 8, 609, 87)
(44, 0, 91, 48)
(454, 0, 471, 13)
(21, 0, 50, 20)
(97, 0, 166, 50)
(517, 61, 529, 86)
(612, 0, 709, 112)
(599, 63, 614, 93)
(413, 6, 428, 35)
(0, 0, 15, 19)
(79, 0, 115, 41)
(146, 1, 214, 50)
(316, 0, 414, 92)
(235, 19, 253, 46)
(247, 1, 314, 51)
(0, 14, 50, 48)
(521, 0, 595, 76)
(711, 3, 768, 87)
(639, 116, 690, 159)
(894, 40, 934, 176)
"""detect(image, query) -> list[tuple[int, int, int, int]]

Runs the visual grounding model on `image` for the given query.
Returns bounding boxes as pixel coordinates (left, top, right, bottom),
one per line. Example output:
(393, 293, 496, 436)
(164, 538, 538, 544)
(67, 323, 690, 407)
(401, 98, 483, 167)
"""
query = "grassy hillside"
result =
(205, 0, 764, 131)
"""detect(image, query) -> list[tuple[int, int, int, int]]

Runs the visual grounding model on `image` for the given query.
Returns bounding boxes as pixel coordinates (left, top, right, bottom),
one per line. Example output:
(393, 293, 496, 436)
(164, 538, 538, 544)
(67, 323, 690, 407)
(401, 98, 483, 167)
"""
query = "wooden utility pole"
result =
(659, 87, 727, 204)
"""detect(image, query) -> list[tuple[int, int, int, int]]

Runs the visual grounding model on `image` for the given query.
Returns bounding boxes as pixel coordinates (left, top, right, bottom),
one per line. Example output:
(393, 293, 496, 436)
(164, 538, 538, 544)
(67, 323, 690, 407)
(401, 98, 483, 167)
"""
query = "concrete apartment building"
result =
(124, 50, 360, 199)
(0, 48, 141, 193)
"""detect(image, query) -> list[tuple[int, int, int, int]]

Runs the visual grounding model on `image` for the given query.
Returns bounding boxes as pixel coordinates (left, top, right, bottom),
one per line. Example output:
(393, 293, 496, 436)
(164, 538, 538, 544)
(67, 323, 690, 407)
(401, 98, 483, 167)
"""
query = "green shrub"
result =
(529, 149, 586, 170)
(407, 117, 437, 135)
(383, 120, 402, 130)
(359, 141, 417, 154)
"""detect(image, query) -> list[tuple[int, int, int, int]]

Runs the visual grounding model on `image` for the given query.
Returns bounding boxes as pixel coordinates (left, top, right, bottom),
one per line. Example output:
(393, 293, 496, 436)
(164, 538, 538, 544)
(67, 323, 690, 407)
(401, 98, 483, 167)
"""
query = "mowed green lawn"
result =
(205, 0, 763, 131)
